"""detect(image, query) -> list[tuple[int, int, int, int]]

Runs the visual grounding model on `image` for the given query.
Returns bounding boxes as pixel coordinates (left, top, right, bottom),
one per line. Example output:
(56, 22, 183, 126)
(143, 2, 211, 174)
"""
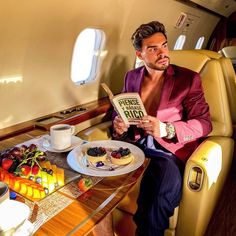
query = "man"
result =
(112, 21, 212, 235)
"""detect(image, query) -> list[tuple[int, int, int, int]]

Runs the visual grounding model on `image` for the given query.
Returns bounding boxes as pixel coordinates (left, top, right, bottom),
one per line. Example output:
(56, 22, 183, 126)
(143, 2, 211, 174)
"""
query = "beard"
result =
(145, 55, 170, 71)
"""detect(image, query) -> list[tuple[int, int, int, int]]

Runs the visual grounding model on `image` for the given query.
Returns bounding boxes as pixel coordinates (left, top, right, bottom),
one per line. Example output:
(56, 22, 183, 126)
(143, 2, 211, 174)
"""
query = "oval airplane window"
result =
(195, 36, 205, 49)
(71, 28, 105, 85)
(174, 35, 186, 50)
(135, 57, 144, 68)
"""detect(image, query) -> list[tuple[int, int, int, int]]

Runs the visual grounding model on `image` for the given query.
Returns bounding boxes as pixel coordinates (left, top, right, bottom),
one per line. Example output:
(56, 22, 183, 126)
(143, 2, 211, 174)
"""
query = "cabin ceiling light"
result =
(175, 12, 187, 28)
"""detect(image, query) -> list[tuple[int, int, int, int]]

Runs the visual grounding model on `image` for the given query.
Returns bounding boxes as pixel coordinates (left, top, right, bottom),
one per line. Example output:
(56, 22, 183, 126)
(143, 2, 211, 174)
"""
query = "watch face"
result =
(166, 123, 175, 139)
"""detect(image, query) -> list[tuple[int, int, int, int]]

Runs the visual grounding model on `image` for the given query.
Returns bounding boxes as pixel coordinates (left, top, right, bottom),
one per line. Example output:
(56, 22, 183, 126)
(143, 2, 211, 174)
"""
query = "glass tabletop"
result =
(0, 130, 148, 236)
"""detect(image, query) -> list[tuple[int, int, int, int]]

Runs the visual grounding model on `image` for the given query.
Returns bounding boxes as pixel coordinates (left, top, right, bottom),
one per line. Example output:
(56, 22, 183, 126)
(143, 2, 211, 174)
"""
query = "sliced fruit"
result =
(20, 165, 31, 176)
(1, 158, 13, 171)
(56, 168, 65, 186)
(19, 182, 28, 195)
(47, 174, 55, 193)
(31, 165, 40, 175)
(41, 170, 49, 188)
(51, 165, 58, 185)
(0, 142, 66, 201)
(40, 161, 52, 170)
(8, 159, 19, 173)
(77, 177, 93, 192)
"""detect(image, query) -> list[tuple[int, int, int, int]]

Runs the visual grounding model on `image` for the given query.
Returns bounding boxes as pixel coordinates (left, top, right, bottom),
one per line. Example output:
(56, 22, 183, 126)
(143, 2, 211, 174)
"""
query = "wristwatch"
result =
(165, 122, 176, 139)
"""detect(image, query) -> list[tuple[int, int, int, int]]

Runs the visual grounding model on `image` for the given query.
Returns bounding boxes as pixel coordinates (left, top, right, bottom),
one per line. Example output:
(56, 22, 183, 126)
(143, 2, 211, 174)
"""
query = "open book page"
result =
(112, 93, 147, 125)
(101, 83, 114, 99)
(101, 83, 147, 125)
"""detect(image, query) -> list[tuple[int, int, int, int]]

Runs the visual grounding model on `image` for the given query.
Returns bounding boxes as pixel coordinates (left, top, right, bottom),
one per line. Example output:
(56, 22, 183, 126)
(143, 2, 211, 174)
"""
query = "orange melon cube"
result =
(40, 190, 46, 199)
(9, 174, 16, 189)
(19, 182, 28, 195)
(13, 178, 21, 191)
(3, 172, 10, 185)
(0, 169, 5, 180)
(32, 188, 41, 200)
(40, 161, 52, 170)
(47, 174, 55, 193)
(56, 168, 65, 186)
(51, 165, 58, 184)
(26, 184, 33, 198)
(41, 171, 49, 188)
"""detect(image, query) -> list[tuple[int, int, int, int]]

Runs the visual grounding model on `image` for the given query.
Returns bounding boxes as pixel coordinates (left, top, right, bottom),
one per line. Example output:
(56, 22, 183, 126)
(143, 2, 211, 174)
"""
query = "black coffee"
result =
(53, 126, 70, 131)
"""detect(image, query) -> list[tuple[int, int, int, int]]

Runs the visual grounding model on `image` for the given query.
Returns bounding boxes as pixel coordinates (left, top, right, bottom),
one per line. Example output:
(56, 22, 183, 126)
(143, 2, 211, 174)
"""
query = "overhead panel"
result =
(190, 0, 236, 17)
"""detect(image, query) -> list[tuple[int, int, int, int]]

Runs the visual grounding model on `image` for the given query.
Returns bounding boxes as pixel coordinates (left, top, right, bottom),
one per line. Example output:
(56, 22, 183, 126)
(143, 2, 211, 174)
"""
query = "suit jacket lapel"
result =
(133, 66, 145, 93)
(158, 65, 175, 109)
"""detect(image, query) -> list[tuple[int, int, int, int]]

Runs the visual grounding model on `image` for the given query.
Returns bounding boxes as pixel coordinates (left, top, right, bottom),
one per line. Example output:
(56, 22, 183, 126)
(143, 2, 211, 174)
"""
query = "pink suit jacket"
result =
(119, 64, 212, 163)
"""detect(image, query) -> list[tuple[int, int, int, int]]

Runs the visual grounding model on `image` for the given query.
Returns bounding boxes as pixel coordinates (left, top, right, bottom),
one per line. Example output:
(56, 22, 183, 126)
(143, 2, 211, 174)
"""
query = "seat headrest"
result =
(194, 50, 222, 59)
(220, 46, 236, 59)
(169, 50, 209, 73)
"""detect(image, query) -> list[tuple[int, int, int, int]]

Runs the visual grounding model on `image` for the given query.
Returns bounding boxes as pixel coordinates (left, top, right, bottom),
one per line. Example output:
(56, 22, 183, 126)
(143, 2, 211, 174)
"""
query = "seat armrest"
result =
(176, 136, 234, 236)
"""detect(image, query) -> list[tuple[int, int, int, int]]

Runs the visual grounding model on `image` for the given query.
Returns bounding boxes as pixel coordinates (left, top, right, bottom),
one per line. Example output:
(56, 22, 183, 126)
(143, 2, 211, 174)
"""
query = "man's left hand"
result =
(137, 115, 167, 138)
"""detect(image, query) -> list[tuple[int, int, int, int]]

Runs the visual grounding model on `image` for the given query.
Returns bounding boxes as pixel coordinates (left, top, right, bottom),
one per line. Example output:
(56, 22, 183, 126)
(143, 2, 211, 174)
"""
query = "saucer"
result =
(43, 135, 84, 153)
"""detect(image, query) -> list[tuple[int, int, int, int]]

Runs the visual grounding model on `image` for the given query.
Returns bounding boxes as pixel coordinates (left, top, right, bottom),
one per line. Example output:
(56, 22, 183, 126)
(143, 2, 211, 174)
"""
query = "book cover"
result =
(101, 83, 147, 125)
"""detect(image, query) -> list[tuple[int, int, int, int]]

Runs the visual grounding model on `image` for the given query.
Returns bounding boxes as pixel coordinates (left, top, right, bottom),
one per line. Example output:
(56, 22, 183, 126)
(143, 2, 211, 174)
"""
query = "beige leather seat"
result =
(77, 50, 234, 236)
(195, 49, 236, 144)
(220, 46, 236, 60)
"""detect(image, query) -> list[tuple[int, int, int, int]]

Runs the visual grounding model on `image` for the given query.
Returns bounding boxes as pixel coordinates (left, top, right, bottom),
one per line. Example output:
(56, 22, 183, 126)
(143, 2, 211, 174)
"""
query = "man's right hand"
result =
(113, 116, 129, 135)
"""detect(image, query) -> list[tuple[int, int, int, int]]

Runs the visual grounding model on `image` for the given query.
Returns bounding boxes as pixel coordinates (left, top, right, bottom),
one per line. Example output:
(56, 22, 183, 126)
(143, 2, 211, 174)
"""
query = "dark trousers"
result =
(133, 144, 184, 236)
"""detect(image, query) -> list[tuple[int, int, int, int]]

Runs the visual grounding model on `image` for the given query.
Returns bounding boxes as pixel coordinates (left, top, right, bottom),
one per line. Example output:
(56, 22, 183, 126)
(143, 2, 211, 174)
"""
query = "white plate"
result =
(67, 140, 145, 177)
(0, 199, 30, 232)
(43, 135, 84, 153)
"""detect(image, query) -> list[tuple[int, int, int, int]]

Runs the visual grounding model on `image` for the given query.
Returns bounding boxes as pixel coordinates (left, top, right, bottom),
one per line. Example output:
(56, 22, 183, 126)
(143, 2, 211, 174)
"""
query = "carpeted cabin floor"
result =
(205, 157, 236, 236)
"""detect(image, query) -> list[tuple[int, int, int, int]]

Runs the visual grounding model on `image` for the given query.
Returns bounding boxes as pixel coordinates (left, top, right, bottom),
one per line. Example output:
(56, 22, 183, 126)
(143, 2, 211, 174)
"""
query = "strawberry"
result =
(8, 159, 19, 173)
(77, 178, 93, 192)
(1, 158, 13, 171)
(20, 165, 31, 176)
(31, 165, 40, 175)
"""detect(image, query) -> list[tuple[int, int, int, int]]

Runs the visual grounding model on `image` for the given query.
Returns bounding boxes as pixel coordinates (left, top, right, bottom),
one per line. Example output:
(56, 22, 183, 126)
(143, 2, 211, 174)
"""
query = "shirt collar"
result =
(166, 64, 175, 76)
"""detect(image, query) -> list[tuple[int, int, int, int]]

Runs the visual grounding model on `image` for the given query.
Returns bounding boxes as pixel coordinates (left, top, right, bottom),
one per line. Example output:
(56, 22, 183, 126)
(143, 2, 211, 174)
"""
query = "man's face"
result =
(136, 32, 170, 71)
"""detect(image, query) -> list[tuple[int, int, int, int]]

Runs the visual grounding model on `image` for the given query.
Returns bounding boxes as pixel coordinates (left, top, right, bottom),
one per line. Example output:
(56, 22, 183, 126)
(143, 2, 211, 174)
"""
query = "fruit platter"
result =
(0, 144, 65, 201)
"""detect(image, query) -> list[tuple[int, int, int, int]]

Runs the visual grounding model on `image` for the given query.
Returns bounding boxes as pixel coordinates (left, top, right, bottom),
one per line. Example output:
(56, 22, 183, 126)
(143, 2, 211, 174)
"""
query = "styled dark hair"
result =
(131, 21, 167, 51)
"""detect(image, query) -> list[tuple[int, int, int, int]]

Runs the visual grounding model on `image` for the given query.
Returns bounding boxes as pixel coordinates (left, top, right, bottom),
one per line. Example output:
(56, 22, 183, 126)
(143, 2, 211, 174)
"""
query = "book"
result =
(101, 83, 147, 125)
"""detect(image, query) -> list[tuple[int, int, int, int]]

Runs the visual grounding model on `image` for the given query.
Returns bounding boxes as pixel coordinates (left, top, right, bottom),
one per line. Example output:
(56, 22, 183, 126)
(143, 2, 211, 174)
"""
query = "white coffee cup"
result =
(50, 124, 75, 150)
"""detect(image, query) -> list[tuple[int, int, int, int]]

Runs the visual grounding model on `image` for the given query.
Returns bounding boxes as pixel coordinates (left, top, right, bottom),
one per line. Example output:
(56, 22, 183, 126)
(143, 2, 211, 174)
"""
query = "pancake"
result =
(110, 147, 133, 165)
(86, 147, 107, 163)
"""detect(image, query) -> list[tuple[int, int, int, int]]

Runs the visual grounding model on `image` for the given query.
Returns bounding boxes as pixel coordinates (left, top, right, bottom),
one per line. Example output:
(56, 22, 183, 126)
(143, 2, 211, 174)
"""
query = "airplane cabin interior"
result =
(0, 0, 236, 235)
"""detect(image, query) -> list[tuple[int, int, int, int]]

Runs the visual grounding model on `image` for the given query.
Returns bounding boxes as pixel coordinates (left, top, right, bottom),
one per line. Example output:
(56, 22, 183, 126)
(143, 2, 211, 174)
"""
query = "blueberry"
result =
(47, 169, 53, 175)
(87, 147, 106, 156)
(29, 176, 34, 181)
(96, 161, 104, 167)
(44, 187, 49, 195)
(35, 177, 42, 184)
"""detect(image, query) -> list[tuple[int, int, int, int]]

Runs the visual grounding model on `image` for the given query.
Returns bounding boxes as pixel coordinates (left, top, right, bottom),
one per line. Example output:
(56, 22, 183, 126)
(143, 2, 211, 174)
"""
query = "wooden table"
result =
(0, 129, 148, 236)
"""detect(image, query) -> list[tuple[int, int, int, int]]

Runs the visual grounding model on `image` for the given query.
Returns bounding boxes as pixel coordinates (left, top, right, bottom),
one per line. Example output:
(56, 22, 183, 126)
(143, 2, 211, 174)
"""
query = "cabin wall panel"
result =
(0, 0, 219, 129)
